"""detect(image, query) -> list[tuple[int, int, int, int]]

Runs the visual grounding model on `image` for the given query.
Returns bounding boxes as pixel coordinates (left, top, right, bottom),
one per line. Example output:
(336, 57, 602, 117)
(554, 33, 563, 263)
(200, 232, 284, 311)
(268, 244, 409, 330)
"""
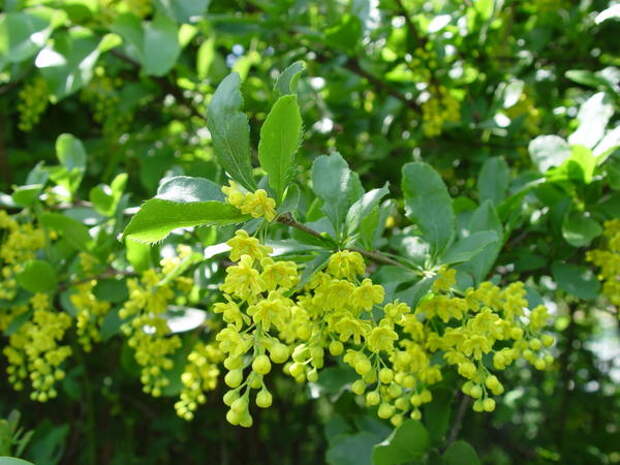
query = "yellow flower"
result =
(327, 251, 366, 279)
(221, 255, 265, 301)
(226, 230, 272, 262)
(367, 325, 398, 353)
(222, 181, 245, 208)
(247, 291, 292, 331)
(351, 278, 385, 312)
(260, 258, 299, 291)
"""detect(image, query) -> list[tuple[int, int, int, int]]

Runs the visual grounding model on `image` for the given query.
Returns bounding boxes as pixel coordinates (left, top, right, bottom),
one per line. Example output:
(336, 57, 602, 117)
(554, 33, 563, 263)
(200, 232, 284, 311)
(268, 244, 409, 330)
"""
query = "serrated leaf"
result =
(275, 61, 305, 96)
(124, 199, 249, 243)
(156, 176, 224, 202)
(372, 420, 429, 465)
(442, 440, 481, 465)
(207, 72, 256, 191)
(16, 260, 57, 293)
(402, 162, 455, 257)
(258, 95, 303, 200)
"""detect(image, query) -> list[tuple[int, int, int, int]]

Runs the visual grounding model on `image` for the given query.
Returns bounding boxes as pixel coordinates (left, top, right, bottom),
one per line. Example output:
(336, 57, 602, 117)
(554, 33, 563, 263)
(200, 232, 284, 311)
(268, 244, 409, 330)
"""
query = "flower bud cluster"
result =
(119, 260, 190, 397)
(3, 294, 71, 401)
(222, 181, 277, 221)
(17, 76, 49, 132)
(421, 85, 460, 137)
(587, 219, 620, 308)
(175, 342, 224, 420)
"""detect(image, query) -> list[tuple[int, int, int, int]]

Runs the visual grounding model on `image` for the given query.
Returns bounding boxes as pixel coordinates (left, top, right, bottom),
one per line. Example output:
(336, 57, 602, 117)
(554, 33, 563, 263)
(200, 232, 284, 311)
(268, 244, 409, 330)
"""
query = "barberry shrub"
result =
(0, 1, 618, 464)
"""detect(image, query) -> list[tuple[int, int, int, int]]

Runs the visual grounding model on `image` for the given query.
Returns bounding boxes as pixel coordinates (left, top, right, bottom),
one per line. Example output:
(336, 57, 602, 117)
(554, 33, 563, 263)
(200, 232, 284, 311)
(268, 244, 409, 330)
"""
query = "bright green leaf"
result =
(346, 183, 390, 237)
(207, 72, 256, 191)
(275, 61, 305, 96)
(402, 162, 455, 257)
(569, 93, 614, 149)
(312, 153, 363, 233)
(123, 199, 249, 243)
(372, 420, 430, 465)
(441, 231, 499, 265)
(156, 176, 224, 202)
(16, 260, 57, 293)
(40, 212, 92, 251)
(258, 95, 303, 200)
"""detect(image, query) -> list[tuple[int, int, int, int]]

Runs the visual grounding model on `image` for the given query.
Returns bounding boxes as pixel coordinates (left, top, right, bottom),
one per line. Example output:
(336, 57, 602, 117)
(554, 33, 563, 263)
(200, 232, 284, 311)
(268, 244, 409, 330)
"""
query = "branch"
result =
(446, 391, 471, 446)
(59, 269, 137, 292)
(276, 213, 408, 269)
(393, 0, 427, 47)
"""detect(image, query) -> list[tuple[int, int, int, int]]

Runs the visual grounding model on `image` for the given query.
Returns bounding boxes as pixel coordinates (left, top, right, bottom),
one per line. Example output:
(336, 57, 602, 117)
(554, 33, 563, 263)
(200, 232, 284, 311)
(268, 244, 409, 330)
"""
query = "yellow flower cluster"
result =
(70, 281, 111, 352)
(587, 219, 620, 307)
(17, 76, 49, 132)
(222, 181, 277, 221)
(0, 212, 45, 302)
(175, 342, 224, 420)
(119, 247, 195, 398)
(80, 67, 131, 139)
(421, 85, 460, 137)
(212, 232, 554, 427)
(3, 294, 71, 401)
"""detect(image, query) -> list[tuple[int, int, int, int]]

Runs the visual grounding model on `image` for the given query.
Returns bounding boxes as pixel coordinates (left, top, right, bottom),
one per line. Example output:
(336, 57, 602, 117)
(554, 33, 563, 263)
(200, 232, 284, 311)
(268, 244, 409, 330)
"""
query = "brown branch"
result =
(393, 0, 427, 47)
(276, 213, 408, 269)
(446, 391, 471, 446)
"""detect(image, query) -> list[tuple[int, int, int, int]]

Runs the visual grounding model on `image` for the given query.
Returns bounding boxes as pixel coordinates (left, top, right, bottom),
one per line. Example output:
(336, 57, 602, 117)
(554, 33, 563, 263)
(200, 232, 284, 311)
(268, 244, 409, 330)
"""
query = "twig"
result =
(276, 213, 408, 268)
(446, 391, 471, 446)
(393, 0, 427, 47)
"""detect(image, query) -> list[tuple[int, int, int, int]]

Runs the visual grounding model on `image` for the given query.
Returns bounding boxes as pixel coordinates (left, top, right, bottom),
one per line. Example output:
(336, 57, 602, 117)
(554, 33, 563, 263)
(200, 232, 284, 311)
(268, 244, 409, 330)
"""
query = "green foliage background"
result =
(0, 0, 619, 464)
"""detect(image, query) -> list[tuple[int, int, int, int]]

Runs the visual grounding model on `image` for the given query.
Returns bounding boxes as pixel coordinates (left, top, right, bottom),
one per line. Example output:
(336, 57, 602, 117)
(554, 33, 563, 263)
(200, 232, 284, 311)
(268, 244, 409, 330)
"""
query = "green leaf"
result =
(477, 157, 509, 205)
(372, 420, 429, 465)
(402, 162, 455, 256)
(528, 135, 571, 173)
(111, 12, 180, 77)
(258, 95, 303, 200)
(40, 212, 92, 251)
(547, 145, 596, 184)
(0, 458, 35, 465)
(441, 231, 499, 265)
(12, 184, 43, 206)
(37, 27, 104, 99)
(562, 211, 602, 247)
(457, 201, 503, 283)
(142, 12, 180, 76)
(327, 432, 381, 465)
(569, 92, 614, 150)
(346, 183, 390, 237)
(155, 0, 210, 23)
(0, 8, 64, 66)
(123, 199, 249, 243)
(275, 61, 305, 96)
(551, 262, 600, 301)
(125, 239, 153, 272)
(89, 173, 127, 216)
(207, 72, 256, 191)
(52, 134, 86, 194)
(312, 153, 363, 233)
(565, 70, 613, 90)
(423, 389, 452, 443)
(442, 440, 481, 465)
(16, 260, 57, 293)
(156, 176, 224, 202)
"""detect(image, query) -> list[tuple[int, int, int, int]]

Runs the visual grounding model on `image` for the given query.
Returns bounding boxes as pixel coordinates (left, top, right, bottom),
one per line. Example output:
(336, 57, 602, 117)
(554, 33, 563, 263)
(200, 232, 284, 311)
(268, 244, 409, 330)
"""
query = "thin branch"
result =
(276, 213, 408, 269)
(393, 0, 427, 47)
(446, 392, 471, 446)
